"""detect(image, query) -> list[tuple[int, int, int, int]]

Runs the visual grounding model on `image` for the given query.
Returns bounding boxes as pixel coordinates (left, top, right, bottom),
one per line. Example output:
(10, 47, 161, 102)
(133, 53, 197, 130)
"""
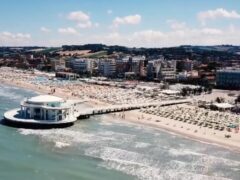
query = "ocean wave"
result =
(98, 121, 114, 126)
(85, 146, 154, 167)
(168, 147, 240, 168)
(168, 148, 204, 157)
(91, 147, 231, 180)
(17, 123, 239, 180)
(194, 154, 240, 168)
(0, 87, 26, 101)
(18, 128, 116, 147)
(55, 141, 70, 148)
(0, 90, 23, 100)
(135, 142, 150, 148)
(102, 159, 231, 180)
(97, 130, 135, 139)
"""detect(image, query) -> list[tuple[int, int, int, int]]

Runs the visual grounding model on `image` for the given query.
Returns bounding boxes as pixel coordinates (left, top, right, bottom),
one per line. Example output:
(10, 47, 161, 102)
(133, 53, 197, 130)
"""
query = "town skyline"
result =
(1, 1, 240, 179)
(0, 0, 240, 47)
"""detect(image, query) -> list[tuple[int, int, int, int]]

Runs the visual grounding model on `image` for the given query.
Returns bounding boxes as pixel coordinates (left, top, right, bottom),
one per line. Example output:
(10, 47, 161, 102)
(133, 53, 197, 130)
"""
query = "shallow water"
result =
(0, 84, 240, 180)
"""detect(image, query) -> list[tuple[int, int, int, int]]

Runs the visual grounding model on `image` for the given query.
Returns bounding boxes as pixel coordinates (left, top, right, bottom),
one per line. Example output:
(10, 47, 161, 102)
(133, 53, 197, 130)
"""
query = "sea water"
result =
(0, 84, 240, 180)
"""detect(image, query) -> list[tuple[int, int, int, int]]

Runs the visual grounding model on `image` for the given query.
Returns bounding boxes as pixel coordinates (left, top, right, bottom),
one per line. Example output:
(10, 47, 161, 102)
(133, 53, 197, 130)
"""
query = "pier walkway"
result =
(75, 99, 192, 119)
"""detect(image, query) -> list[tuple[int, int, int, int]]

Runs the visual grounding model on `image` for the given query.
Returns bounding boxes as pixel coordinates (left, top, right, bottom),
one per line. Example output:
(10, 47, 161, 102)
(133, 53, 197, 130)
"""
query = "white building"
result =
(216, 69, 240, 89)
(147, 59, 162, 80)
(51, 58, 66, 71)
(116, 55, 146, 76)
(147, 59, 176, 81)
(99, 59, 116, 77)
(159, 60, 176, 81)
(71, 58, 93, 74)
(20, 95, 73, 121)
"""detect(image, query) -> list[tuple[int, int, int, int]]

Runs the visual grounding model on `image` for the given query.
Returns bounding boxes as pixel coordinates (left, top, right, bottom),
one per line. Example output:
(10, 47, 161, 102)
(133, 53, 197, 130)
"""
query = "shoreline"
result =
(103, 113, 240, 153)
(112, 113, 240, 153)
(1, 78, 240, 153)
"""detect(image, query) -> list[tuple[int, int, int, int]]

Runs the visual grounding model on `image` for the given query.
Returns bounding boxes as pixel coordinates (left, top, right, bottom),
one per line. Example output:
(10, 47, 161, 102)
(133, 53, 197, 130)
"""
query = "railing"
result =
(76, 99, 192, 119)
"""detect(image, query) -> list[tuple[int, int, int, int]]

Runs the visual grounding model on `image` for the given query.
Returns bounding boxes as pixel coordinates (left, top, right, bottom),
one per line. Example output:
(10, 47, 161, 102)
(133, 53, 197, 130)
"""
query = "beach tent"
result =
(213, 103, 234, 111)
(161, 90, 180, 95)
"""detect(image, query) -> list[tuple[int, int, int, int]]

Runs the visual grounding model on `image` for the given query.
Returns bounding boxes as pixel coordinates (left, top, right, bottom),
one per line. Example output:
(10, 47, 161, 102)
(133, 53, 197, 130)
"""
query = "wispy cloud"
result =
(167, 20, 186, 30)
(112, 14, 141, 27)
(1, 31, 31, 39)
(0, 31, 31, 46)
(58, 27, 79, 35)
(67, 11, 97, 29)
(198, 8, 240, 25)
(40, 27, 51, 33)
(68, 11, 90, 22)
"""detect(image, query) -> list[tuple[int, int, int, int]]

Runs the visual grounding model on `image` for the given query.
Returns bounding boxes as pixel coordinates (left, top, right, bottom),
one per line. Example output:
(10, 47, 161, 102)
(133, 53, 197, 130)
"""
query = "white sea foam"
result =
(85, 146, 212, 179)
(0, 91, 23, 100)
(86, 147, 163, 179)
(55, 141, 70, 148)
(135, 142, 150, 148)
(0, 88, 24, 100)
(100, 154, 230, 180)
(18, 128, 116, 146)
(0, 84, 37, 101)
(194, 154, 240, 168)
(98, 130, 135, 140)
(101, 161, 162, 180)
(18, 125, 239, 180)
(168, 147, 240, 168)
(98, 121, 113, 126)
(85, 146, 155, 167)
(85, 145, 234, 180)
(168, 148, 204, 157)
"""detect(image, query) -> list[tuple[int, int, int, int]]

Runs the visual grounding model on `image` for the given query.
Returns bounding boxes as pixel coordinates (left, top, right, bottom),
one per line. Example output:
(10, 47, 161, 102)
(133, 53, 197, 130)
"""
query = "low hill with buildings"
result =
(1, 44, 240, 61)
(1, 44, 240, 90)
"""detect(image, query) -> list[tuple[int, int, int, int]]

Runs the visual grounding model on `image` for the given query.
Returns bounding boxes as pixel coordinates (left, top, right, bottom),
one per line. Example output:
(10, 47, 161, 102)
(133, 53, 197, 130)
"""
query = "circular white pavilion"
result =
(4, 95, 77, 128)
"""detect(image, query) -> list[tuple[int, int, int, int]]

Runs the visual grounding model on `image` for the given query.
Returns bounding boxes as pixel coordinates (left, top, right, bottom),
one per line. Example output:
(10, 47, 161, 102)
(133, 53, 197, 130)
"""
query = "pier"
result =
(75, 99, 192, 119)
(3, 97, 192, 129)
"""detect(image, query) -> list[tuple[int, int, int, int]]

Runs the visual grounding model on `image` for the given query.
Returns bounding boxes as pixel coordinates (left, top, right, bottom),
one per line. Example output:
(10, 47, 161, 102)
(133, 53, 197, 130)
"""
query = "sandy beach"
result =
(0, 67, 240, 152)
(112, 110, 240, 152)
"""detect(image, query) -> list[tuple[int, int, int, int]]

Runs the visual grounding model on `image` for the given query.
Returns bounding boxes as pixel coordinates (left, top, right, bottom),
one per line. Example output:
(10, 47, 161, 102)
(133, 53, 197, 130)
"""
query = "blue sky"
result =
(0, 0, 240, 47)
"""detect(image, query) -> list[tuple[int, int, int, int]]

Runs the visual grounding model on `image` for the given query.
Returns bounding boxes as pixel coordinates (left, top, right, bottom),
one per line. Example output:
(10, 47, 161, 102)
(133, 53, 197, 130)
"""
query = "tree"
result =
(181, 87, 189, 96)
(193, 88, 197, 95)
(208, 87, 213, 94)
(235, 95, 240, 104)
(197, 87, 203, 94)
(216, 97, 224, 103)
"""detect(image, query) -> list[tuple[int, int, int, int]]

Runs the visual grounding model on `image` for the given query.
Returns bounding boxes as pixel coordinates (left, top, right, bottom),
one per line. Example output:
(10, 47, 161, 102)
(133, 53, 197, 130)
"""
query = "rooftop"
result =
(213, 103, 234, 109)
(217, 69, 240, 73)
(162, 90, 180, 95)
(27, 95, 63, 104)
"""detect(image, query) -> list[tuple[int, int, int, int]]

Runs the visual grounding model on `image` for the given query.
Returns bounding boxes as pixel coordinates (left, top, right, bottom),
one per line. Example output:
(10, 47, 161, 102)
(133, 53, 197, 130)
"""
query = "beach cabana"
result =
(212, 103, 234, 111)
(161, 90, 180, 96)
